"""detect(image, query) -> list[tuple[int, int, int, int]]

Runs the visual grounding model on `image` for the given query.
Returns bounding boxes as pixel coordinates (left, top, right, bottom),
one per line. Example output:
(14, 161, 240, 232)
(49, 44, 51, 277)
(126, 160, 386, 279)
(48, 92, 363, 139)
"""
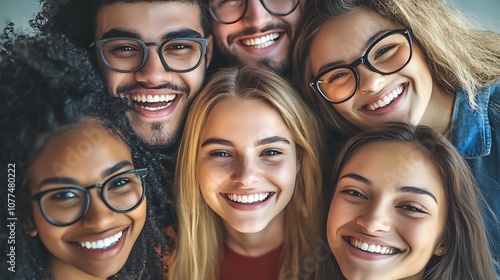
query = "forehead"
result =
(310, 9, 398, 71)
(29, 122, 132, 189)
(95, 1, 204, 40)
(343, 141, 442, 190)
(202, 98, 290, 139)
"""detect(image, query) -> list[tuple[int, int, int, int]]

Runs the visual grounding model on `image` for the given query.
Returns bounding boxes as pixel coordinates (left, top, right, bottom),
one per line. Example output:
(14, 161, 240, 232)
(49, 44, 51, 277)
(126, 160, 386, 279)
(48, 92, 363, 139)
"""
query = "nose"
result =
(356, 64, 386, 95)
(242, 0, 273, 27)
(232, 156, 260, 186)
(80, 191, 116, 230)
(134, 46, 173, 86)
(356, 204, 391, 234)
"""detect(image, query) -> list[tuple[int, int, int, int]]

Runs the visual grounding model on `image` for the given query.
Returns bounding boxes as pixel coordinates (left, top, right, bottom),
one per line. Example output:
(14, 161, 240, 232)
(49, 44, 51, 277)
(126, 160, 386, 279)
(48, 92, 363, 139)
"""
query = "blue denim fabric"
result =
(450, 83, 500, 273)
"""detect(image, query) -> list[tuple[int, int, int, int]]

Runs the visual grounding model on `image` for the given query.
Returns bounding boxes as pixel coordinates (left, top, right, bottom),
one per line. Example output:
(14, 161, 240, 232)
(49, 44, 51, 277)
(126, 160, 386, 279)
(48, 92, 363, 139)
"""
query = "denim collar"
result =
(449, 86, 492, 159)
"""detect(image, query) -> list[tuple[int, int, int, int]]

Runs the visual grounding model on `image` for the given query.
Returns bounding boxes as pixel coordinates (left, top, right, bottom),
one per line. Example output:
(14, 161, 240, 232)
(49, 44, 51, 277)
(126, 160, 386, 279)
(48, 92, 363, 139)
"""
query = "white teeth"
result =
(140, 104, 171, 111)
(366, 85, 404, 111)
(350, 238, 397, 255)
(241, 33, 280, 49)
(226, 193, 270, 204)
(79, 231, 123, 250)
(131, 94, 176, 104)
(128, 94, 177, 111)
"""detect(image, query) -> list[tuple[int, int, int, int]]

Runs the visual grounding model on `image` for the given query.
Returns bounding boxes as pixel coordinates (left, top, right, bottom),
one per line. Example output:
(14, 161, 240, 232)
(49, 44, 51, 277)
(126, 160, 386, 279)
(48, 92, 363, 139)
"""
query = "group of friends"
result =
(0, 0, 499, 279)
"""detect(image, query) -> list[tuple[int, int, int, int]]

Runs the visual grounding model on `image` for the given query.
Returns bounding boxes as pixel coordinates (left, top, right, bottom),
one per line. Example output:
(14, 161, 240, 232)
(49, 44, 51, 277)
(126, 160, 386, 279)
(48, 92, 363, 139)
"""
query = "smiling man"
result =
(206, 0, 302, 76)
(38, 0, 212, 148)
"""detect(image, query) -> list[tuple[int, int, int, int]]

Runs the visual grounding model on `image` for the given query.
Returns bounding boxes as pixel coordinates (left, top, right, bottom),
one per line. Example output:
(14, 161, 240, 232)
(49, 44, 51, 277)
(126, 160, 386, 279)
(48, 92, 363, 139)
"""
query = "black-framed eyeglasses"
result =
(208, 0, 300, 24)
(310, 29, 413, 104)
(31, 168, 148, 227)
(89, 37, 207, 73)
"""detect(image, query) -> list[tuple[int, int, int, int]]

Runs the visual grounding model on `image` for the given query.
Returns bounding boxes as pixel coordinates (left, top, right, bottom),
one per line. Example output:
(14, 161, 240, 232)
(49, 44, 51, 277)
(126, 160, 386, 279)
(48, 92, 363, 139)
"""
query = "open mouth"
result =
(129, 94, 177, 111)
(79, 230, 124, 250)
(225, 192, 273, 204)
(365, 83, 406, 111)
(345, 236, 401, 255)
(240, 33, 281, 49)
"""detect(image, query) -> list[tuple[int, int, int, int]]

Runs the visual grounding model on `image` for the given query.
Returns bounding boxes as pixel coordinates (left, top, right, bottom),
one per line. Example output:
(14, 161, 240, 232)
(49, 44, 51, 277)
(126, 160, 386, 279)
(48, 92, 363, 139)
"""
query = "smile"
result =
(225, 192, 271, 204)
(365, 84, 405, 111)
(346, 237, 400, 255)
(79, 230, 123, 250)
(241, 33, 280, 49)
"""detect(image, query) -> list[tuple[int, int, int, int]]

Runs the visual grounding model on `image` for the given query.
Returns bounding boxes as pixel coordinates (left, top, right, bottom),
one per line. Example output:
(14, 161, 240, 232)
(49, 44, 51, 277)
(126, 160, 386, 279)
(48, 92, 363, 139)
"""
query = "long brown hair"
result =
(293, 0, 500, 137)
(325, 122, 496, 279)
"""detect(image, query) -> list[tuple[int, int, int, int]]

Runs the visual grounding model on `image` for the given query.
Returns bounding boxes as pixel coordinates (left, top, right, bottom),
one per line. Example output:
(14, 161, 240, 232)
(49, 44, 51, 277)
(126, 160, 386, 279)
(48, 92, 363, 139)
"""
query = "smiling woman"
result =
(324, 123, 496, 279)
(293, 0, 500, 271)
(171, 66, 327, 280)
(0, 33, 167, 279)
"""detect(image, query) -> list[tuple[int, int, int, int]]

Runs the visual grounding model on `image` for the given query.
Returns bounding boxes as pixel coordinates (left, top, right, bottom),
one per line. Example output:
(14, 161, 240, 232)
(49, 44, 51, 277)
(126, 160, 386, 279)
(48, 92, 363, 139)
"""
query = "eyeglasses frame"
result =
(208, 0, 300, 24)
(310, 29, 413, 104)
(90, 37, 208, 73)
(31, 168, 148, 227)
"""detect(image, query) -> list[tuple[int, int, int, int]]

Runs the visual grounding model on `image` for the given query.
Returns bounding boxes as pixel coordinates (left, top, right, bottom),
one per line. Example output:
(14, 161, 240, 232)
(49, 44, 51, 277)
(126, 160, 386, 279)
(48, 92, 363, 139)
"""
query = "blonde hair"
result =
(171, 66, 325, 280)
(293, 0, 500, 137)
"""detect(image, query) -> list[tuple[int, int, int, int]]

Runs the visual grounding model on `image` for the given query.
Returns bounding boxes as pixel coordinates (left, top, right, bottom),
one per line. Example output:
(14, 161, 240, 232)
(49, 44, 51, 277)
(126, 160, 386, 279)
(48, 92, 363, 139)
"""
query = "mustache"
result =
(227, 23, 291, 45)
(116, 82, 189, 96)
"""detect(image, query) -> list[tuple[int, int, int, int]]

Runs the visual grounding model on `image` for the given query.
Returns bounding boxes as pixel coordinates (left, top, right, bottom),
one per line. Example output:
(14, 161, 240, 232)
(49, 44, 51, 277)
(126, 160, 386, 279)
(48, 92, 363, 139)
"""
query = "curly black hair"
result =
(0, 33, 174, 279)
(32, 0, 211, 50)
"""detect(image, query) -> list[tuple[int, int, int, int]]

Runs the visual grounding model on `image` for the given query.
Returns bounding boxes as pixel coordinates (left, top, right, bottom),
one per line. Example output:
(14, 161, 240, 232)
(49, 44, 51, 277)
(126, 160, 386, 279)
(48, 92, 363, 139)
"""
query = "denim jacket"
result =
(450, 82, 500, 269)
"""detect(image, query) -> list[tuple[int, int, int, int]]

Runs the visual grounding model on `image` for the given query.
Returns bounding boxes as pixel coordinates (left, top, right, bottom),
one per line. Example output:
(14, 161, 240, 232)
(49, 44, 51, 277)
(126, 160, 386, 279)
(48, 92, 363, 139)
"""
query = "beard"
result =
(215, 23, 293, 75)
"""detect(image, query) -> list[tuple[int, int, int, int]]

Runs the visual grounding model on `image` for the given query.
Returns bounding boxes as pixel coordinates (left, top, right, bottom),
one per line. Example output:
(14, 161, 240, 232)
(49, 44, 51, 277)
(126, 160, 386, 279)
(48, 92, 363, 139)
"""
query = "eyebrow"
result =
(101, 28, 203, 41)
(102, 160, 133, 178)
(201, 136, 290, 148)
(338, 173, 438, 203)
(317, 29, 391, 73)
(400, 186, 437, 203)
(38, 160, 133, 188)
(257, 136, 290, 146)
(339, 173, 372, 185)
(201, 138, 234, 148)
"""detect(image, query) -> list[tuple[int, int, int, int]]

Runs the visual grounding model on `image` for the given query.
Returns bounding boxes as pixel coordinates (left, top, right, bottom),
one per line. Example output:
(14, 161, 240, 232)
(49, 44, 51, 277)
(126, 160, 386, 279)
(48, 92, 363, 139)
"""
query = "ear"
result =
(433, 242, 446, 256)
(28, 228, 38, 237)
(23, 218, 38, 237)
(205, 34, 213, 69)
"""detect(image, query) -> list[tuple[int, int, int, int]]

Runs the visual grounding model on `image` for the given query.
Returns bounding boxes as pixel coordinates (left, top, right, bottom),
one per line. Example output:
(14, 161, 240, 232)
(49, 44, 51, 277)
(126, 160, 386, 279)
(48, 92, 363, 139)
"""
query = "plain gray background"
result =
(0, 0, 499, 33)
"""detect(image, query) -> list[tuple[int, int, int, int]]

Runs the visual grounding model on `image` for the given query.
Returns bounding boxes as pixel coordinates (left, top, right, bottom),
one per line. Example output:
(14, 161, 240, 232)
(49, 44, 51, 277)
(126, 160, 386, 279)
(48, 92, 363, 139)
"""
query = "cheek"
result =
(212, 25, 231, 46)
(326, 196, 355, 239)
(269, 161, 297, 191)
(197, 163, 226, 195)
(183, 71, 205, 98)
(395, 219, 442, 253)
(128, 202, 147, 239)
(326, 200, 343, 236)
(101, 69, 124, 93)
(332, 102, 355, 121)
(285, 14, 302, 36)
(405, 48, 433, 91)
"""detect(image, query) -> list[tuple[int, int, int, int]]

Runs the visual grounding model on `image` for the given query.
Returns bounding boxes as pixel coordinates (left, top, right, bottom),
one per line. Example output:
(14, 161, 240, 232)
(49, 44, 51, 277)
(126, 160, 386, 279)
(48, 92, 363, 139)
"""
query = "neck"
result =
(420, 84, 455, 135)
(224, 211, 285, 257)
